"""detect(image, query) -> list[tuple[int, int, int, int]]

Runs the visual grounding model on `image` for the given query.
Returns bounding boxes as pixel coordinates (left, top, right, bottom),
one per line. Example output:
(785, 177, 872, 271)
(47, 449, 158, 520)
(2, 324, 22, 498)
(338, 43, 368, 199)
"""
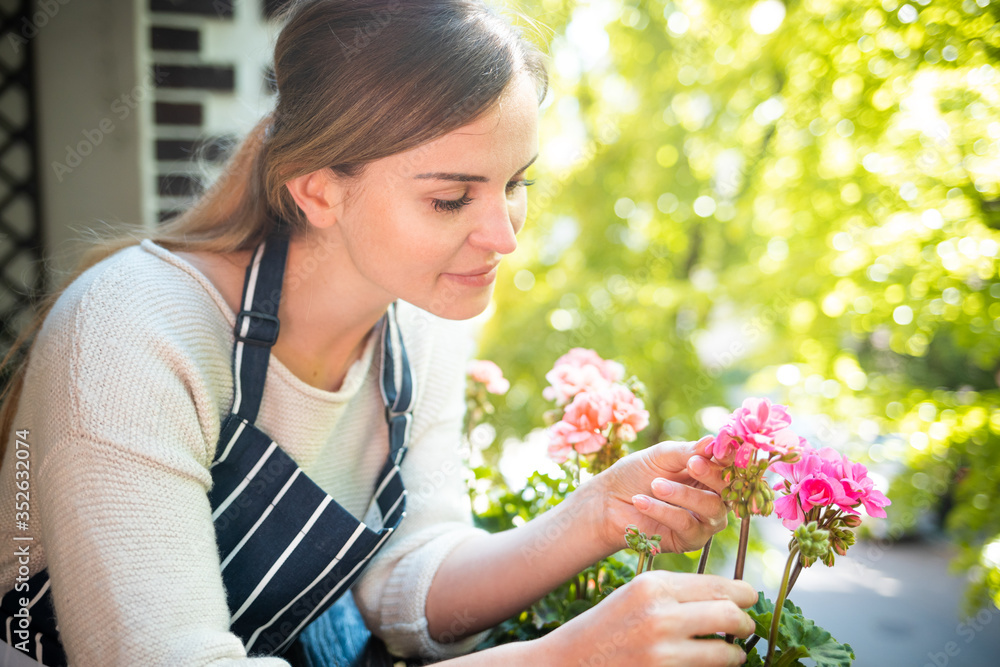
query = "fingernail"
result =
(689, 456, 708, 474)
(632, 494, 651, 510)
(651, 478, 672, 496)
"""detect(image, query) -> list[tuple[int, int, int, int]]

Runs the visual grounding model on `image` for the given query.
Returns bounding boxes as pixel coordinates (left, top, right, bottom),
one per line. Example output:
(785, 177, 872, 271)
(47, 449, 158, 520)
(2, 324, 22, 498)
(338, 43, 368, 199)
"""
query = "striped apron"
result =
(0, 229, 414, 664)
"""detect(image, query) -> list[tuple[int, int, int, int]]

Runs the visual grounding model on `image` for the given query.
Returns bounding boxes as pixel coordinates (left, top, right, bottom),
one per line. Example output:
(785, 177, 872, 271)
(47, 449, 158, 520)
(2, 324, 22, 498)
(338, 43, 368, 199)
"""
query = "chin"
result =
(423, 288, 494, 320)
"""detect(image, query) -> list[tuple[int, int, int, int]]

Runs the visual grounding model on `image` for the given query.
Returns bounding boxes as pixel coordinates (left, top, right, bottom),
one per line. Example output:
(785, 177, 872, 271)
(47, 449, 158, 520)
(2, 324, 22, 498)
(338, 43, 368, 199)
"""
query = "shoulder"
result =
(48, 241, 234, 332)
(37, 241, 240, 369)
(26, 241, 237, 464)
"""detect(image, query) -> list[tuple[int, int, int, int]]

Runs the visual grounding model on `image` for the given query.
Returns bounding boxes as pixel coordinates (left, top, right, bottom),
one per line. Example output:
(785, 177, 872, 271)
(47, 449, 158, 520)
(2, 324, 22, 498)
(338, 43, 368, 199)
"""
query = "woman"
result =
(0, 1, 755, 665)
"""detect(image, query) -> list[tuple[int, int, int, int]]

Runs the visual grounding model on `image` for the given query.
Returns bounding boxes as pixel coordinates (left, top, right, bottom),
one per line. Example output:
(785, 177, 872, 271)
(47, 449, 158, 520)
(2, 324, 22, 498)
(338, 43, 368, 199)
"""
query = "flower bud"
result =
(794, 521, 832, 561)
(843, 514, 863, 528)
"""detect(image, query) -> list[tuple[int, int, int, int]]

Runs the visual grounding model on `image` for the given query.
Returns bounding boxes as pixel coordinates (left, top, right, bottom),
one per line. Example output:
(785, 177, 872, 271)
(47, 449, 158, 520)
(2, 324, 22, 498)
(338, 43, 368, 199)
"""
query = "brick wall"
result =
(149, 0, 290, 222)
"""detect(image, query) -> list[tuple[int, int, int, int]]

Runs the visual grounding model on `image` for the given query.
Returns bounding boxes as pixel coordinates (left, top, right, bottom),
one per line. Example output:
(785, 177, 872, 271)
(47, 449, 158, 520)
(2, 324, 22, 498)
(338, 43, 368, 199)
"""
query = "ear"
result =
(283, 169, 348, 230)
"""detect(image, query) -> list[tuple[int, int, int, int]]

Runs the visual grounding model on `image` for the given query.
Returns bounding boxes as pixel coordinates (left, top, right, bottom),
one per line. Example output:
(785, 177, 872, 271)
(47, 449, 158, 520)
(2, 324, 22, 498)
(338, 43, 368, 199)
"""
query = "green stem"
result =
(733, 515, 751, 581)
(787, 559, 803, 594)
(697, 535, 713, 575)
(726, 515, 753, 644)
(765, 546, 800, 667)
(636, 552, 646, 577)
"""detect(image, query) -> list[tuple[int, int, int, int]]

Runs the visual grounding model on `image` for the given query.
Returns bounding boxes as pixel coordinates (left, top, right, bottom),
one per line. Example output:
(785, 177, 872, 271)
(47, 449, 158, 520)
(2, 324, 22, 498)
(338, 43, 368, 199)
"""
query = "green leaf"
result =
(564, 598, 596, 620)
(744, 647, 765, 667)
(746, 592, 855, 667)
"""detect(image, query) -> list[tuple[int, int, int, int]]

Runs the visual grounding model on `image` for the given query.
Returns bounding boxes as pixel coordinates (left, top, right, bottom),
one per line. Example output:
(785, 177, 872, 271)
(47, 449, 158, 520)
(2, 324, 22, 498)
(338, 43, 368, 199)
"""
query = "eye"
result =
(506, 178, 536, 195)
(432, 194, 473, 213)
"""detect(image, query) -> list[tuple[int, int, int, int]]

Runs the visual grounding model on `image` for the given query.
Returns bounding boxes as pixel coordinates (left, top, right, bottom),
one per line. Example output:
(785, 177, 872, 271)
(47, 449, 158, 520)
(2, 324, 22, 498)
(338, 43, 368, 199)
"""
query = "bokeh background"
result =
(470, 0, 1000, 661)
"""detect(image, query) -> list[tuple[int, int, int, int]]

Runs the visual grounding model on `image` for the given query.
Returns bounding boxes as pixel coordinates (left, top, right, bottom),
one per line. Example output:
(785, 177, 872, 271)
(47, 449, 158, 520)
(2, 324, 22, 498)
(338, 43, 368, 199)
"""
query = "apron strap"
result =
(230, 230, 289, 423)
(379, 302, 414, 467)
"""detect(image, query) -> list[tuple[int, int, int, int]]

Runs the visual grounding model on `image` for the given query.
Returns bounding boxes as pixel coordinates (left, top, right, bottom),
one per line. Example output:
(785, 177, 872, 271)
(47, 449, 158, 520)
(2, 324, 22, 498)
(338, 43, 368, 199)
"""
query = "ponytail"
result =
(0, 115, 278, 461)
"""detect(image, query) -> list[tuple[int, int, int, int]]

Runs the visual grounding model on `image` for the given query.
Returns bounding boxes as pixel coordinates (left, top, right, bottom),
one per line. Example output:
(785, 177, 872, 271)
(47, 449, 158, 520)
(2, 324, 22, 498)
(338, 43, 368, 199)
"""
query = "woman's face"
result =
(330, 72, 540, 320)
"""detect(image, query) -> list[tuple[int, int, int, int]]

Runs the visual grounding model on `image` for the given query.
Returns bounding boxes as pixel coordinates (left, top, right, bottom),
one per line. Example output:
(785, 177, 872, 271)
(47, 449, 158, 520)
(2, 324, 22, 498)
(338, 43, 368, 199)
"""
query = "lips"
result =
(443, 263, 500, 287)
(451, 263, 500, 277)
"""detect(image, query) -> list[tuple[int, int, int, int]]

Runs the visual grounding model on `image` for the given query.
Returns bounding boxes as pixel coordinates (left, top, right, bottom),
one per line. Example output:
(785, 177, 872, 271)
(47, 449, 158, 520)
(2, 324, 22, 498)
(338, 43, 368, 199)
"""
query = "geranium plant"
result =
(700, 398, 891, 666)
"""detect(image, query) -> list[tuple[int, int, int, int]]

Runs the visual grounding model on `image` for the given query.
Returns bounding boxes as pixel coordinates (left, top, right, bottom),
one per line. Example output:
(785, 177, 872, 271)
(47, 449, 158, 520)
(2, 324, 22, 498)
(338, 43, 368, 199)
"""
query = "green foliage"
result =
(476, 554, 634, 647)
(471, 469, 570, 533)
(745, 592, 856, 667)
(493, 0, 1000, 609)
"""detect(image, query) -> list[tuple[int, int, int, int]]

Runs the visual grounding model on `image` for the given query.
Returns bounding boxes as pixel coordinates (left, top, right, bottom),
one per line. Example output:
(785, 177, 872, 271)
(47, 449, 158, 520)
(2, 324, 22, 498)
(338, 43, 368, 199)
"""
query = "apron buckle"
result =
(235, 310, 281, 347)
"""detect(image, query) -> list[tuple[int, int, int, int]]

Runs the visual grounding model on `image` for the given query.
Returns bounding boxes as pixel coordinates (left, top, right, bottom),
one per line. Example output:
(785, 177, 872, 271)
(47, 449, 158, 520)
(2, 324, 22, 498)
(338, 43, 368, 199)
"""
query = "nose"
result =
(468, 196, 519, 255)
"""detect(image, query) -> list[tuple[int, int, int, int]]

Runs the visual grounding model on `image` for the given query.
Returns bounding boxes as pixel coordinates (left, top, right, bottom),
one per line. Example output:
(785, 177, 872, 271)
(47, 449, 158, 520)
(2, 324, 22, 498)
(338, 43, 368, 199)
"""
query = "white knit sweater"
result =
(0, 240, 489, 665)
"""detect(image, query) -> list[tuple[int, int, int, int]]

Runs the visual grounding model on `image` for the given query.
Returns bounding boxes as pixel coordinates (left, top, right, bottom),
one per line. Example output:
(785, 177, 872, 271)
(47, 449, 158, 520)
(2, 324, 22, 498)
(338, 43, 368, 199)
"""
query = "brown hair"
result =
(0, 0, 548, 457)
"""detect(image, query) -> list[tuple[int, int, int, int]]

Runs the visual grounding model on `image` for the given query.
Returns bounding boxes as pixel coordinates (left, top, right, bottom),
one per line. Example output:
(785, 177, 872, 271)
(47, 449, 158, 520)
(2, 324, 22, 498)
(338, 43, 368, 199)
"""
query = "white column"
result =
(35, 0, 149, 284)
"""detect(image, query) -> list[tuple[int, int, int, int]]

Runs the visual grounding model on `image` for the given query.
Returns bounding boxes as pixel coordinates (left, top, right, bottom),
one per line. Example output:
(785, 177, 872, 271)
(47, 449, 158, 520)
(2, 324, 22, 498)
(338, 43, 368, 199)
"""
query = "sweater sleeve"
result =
(351, 306, 490, 660)
(24, 255, 288, 665)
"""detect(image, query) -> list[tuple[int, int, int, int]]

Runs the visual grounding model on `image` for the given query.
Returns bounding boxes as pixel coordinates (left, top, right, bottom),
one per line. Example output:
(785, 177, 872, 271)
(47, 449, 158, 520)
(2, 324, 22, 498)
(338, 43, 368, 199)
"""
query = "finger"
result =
(644, 440, 698, 476)
(668, 639, 748, 667)
(687, 455, 729, 495)
(693, 434, 715, 457)
(649, 478, 727, 527)
(632, 495, 704, 539)
(640, 572, 759, 607)
(667, 600, 756, 639)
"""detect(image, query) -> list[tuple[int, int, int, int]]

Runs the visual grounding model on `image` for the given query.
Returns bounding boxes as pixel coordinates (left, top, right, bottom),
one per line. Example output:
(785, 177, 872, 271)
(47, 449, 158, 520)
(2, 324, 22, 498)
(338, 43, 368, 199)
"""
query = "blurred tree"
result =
(487, 0, 1000, 611)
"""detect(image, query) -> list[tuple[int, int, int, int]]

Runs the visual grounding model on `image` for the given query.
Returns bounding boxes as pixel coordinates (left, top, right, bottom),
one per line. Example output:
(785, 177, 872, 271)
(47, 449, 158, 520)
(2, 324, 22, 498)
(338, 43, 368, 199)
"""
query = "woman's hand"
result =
(584, 436, 730, 555)
(536, 571, 757, 666)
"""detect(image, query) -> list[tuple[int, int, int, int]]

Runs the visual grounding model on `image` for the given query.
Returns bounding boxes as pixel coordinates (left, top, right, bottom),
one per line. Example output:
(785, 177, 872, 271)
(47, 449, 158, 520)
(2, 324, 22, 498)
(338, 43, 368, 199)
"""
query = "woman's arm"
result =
(425, 437, 731, 639)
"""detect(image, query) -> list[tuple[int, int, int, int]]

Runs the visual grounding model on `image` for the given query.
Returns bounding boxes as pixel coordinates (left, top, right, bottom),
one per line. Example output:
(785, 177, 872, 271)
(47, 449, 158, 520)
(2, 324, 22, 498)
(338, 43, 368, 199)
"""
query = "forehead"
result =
(375, 73, 540, 180)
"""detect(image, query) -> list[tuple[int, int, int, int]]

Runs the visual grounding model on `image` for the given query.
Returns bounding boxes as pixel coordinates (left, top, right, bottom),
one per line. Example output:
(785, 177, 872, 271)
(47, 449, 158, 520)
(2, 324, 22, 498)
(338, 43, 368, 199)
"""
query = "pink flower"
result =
(543, 349, 625, 405)
(708, 397, 803, 467)
(546, 386, 651, 463)
(467, 360, 510, 395)
(798, 477, 841, 512)
(552, 348, 625, 382)
(542, 363, 611, 405)
(820, 453, 891, 518)
(543, 350, 647, 464)
(606, 385, 650, 435)
(547, 417, 608, 463)
(774, 493, 805, 528)
(562, 391, 613, 435)
(772, 446, 891, 529)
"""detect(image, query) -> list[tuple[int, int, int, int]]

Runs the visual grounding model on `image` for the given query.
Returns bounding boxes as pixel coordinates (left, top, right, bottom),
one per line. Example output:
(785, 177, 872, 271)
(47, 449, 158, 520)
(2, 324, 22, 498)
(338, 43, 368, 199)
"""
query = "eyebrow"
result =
(414, 154, 539, 183)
